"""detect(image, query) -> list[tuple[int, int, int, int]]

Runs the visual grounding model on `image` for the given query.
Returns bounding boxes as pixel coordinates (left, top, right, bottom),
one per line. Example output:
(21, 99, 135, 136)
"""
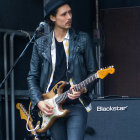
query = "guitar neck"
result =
(19, 104, 30, 119)
(16, 103, 38, 137)
(74, 73, 98, 91)
(55, 73, 98, 104)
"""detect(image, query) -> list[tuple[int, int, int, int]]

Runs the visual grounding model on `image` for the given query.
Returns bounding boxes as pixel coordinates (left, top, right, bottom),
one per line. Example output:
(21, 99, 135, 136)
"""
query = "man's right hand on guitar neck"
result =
(37, 101, 54, 116)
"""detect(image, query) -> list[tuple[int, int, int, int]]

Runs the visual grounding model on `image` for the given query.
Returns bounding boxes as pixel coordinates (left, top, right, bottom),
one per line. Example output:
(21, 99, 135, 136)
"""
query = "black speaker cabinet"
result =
(85, 98, 140, 140)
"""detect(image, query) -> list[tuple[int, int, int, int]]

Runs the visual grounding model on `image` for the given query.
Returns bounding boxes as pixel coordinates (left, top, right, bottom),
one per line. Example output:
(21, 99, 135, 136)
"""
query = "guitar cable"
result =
(26, 102, 40, 139)
(26, 116, 39, 139)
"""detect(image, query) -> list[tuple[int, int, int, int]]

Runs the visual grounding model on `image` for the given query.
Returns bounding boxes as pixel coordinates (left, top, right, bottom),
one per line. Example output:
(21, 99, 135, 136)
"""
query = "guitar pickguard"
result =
(41, 95, 64, 129)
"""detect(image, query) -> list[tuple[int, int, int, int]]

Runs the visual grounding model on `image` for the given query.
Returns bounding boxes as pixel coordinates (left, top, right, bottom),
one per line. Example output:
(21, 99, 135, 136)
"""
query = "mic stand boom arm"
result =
(0, 31, 37, 89)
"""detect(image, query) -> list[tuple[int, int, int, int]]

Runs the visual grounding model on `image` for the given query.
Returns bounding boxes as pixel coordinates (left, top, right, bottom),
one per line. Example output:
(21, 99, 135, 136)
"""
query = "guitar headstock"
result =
(97, 66, 115, 79)
(16, 103, 33, 121)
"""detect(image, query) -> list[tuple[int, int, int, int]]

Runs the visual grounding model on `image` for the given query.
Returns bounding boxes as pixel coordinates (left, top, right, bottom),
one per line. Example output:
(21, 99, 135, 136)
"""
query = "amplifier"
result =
(85, 98, 140, 140)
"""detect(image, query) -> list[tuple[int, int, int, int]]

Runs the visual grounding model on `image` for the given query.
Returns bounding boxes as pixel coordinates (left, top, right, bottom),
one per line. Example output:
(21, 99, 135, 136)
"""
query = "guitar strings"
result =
(55, 74, 97, 104)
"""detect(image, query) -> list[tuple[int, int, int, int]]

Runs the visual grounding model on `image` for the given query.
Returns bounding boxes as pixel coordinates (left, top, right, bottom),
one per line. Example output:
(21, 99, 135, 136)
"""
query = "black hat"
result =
(44, 0, 70, 19)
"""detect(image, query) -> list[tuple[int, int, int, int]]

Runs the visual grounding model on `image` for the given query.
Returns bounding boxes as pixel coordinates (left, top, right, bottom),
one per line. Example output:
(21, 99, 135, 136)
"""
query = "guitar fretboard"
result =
(55, 73, 98, 104)
(19, 104, 29, 117)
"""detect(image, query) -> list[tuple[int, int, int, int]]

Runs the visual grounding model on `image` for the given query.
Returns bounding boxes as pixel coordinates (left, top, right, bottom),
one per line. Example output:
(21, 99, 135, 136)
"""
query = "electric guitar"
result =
(30, 66, 115, 133)
(16, 103, 39, 140)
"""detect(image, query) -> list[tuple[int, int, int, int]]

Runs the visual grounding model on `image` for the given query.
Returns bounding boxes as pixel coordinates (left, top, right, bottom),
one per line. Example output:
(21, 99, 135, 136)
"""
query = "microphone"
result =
(36, 21, 47, 32)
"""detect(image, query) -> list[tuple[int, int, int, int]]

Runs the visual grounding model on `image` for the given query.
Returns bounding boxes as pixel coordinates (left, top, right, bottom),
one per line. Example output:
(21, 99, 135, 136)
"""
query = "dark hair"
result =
(46, 9, 58, 30)
(45, 3, 71, 30)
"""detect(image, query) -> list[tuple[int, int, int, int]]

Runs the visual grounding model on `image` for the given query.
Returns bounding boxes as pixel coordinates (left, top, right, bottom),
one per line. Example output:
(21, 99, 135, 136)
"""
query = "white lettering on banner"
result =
(97, 106, 128, 112)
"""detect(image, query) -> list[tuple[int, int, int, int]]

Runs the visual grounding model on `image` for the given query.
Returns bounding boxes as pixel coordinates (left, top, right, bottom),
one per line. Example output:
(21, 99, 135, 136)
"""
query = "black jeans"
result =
(50, 103, 88, 140)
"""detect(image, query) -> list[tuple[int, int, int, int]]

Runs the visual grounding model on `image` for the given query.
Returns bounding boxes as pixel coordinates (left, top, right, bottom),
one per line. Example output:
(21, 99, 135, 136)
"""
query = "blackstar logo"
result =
(97, 106, 128, 112)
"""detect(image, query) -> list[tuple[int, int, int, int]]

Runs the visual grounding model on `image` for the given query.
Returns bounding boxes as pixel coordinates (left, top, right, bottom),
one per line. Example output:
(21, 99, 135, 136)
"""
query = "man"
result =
(27, 0, 97, 139)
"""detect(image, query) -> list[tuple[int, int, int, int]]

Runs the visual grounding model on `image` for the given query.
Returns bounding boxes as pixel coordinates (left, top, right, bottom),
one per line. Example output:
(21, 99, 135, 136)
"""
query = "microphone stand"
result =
(0, 31, 37, 89)
(0, 30, 38, 140)
(0, 22, 47, 140)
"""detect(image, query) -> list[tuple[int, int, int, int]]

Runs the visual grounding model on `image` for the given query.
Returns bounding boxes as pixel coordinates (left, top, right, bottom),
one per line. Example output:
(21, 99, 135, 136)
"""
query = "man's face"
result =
(51, 4, 72, 30)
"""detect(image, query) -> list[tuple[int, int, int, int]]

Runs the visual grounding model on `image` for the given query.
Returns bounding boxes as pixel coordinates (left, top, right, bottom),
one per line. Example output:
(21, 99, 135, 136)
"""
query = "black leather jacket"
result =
(27, 28, 97, 107)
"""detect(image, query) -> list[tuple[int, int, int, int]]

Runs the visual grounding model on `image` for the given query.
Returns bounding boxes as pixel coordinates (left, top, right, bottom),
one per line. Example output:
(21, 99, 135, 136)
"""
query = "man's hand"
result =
(37, 100, 54, 116)
(68, 85, 87, 100)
